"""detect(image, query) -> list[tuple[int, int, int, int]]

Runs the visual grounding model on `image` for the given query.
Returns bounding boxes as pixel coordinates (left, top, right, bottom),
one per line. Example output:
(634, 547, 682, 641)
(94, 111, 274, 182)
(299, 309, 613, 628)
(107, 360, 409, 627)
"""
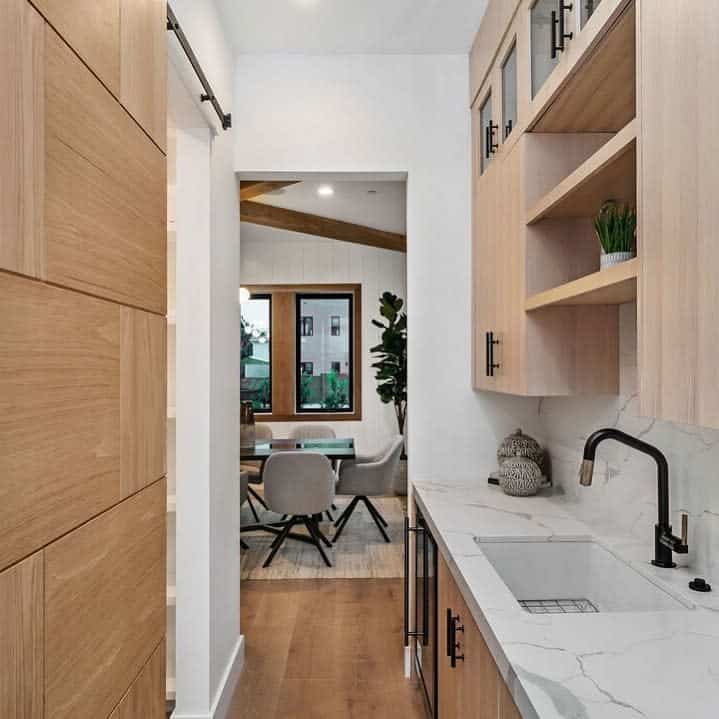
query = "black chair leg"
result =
(304, 517, 332, 567)
(312, 518, 333, 548)
(263, 518, 296, 568)
(362, 497, 391, 543)
(332, 496, 361, 543)
(246, 495, 260, 523)
(325, 509, 334, 522)
(240, 539, 249, 550)
(364, 497, 389, 527)
(249, 486, 269, 510)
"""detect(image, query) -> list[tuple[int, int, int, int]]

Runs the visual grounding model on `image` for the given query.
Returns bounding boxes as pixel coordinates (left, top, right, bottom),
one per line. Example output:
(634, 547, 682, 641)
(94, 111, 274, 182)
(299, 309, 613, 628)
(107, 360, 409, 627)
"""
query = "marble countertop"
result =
(412, 479, 719, 719)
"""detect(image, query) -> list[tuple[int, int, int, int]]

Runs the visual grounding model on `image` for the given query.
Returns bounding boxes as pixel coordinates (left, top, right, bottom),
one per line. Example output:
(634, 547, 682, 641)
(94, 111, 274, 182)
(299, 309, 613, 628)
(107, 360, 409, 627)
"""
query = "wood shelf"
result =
(526, 258, 638, 311)
(166, 676, 176, 701)
(167, 585, 176, 607)
(167, 494, 176, 513)
(527, 119, 637, 224)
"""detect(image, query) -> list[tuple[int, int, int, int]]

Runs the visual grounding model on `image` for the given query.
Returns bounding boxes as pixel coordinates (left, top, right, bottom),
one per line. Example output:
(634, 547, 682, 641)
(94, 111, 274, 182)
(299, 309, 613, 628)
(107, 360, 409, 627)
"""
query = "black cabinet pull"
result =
(552, 2, 573, 58)
(404, 519, 425, 646)
(504, 120, 513, 140)
(450, 614, 465, 668)
(486, 332, 500, 377)
(446, 608, 453, 658)
(485, 121, 499, 158)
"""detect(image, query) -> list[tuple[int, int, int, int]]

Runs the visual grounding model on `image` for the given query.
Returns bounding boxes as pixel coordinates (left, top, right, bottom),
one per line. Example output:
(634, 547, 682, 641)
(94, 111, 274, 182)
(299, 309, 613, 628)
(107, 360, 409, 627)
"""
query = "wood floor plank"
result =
(227, 579, 427, 719)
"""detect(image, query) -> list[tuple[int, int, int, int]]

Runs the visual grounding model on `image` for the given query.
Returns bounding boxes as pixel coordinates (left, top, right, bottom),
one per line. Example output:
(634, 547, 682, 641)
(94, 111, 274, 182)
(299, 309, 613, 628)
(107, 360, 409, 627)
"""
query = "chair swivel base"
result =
(333, 495, 391, 544)
(263, 514, 333, 568)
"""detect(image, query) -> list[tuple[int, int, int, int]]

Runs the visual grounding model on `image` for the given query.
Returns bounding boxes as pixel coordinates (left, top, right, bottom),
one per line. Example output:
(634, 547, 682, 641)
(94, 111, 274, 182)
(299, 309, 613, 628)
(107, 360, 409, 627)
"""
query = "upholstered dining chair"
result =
(289, 425, 338, 520)
(261, 452, 336, 568)
(240, 422, 273, 518)
(289, 424, 336, 440)
(332, 436, 404, 544)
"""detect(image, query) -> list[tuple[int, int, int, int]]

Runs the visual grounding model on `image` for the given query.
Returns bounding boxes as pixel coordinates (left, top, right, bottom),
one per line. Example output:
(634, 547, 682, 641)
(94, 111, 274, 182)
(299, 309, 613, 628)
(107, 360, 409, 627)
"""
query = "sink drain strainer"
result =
(519, 598, 599, 614)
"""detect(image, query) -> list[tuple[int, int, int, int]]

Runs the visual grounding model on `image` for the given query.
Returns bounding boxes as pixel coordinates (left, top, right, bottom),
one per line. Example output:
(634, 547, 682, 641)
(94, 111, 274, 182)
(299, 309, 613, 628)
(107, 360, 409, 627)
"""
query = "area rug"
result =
(240, 495, 406, 580)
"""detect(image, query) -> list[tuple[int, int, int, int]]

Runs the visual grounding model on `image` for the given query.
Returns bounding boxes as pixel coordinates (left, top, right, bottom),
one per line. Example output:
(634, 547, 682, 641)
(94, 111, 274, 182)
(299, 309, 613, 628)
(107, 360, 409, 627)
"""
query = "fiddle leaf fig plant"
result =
(594, 201, 637, 255)
(370, 292, 407, 436)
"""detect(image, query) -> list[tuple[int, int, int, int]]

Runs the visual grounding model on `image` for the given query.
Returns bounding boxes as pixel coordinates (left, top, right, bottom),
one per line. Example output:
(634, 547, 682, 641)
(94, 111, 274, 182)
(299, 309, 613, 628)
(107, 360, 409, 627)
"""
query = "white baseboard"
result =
(172, 635, 245, 719)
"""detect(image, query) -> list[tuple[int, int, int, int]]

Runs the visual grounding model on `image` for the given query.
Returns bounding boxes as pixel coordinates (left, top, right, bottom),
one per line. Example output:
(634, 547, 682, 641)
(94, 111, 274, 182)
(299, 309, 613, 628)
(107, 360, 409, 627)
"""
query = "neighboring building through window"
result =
(240, 294, 271, 412)
(301, 362, 314, 376)
(331, 316, 341, 336)
(301, 316, 314, 336)
(331, 361, 341, 373)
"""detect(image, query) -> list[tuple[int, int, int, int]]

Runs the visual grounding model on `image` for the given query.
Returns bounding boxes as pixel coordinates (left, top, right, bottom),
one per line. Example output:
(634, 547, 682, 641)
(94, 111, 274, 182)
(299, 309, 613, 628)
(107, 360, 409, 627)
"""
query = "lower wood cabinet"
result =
(0, 553, 43, 719)
(112, 640, 166, 719)
(438, 554, 521, 719)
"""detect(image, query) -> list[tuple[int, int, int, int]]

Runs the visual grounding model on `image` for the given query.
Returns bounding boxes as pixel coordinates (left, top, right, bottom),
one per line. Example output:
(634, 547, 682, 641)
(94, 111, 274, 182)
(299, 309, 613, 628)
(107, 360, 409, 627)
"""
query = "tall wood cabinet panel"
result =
(45, 479, 166, 719)
(0, 272, 122, 572)
(121, 308, 167, 497)
(639, 0, 719, 429)
(0, 0, 45, 280)
(115, 641, 166, 719)
(0, 553, 43, 719)
(120, 0, 167, 151)
(45, 28, 166, 314)
(31, 0, 121, 95)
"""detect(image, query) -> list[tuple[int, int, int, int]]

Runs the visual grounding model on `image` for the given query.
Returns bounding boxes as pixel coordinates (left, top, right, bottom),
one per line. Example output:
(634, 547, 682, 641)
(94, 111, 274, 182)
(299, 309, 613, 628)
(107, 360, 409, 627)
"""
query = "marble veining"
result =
(413, 479, 719, 719)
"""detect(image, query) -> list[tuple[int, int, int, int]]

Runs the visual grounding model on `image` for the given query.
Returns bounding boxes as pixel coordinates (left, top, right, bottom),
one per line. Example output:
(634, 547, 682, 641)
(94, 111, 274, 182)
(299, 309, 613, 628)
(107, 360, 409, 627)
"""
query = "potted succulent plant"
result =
(594, 201, 636, 270)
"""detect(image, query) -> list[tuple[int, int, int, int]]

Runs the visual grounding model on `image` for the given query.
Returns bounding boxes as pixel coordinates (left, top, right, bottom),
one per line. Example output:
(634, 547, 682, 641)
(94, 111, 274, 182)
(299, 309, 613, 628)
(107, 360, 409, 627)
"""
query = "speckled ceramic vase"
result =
(498, 453, 542, 497)
(497, 429, 545, 471)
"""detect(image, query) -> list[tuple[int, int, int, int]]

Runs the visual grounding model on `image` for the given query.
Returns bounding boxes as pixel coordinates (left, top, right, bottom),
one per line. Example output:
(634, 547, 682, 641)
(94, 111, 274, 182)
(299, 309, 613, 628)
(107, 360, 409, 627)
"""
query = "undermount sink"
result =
(478, 540, 691, 613)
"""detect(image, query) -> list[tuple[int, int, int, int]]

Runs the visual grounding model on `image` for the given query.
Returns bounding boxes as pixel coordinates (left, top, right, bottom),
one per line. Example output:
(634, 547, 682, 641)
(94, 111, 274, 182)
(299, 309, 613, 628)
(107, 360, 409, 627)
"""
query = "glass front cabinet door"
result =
(501, 43, 517, 140)
(531, 0, 573, 97)
(479, 93, 497, 174)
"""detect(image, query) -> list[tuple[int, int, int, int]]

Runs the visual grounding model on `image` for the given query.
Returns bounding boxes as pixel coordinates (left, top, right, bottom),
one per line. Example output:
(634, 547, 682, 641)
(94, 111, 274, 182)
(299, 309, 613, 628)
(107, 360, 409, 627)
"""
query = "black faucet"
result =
(579, 428, 688, 568)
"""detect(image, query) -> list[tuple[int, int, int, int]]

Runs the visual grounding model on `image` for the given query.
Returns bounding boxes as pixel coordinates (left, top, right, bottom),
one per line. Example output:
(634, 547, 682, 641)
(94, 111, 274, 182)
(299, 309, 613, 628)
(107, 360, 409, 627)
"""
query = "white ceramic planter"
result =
(600, 251, 635, 270)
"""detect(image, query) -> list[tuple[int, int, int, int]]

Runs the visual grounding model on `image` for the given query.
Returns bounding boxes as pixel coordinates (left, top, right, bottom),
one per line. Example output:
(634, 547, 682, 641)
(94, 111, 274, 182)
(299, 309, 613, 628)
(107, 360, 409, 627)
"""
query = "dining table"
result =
(239, 437, 355, 543)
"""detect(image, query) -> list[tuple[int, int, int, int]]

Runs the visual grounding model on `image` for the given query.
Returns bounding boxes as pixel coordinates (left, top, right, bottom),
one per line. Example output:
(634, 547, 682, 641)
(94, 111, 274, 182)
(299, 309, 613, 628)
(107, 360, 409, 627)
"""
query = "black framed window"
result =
(296, 294, 353, 413)
(240, 293, 271, 412)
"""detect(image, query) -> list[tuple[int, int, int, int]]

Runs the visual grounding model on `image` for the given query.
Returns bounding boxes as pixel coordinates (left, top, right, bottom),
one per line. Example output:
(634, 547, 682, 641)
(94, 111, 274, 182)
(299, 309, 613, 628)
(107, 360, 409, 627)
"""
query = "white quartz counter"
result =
(412, 479, 719, 719)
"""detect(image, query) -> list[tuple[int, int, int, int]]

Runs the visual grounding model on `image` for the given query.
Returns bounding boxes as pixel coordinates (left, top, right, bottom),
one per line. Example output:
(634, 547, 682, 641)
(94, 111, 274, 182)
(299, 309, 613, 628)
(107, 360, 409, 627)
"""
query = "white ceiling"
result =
(214, 0, 488, 54)
(251, 180, 407, 234)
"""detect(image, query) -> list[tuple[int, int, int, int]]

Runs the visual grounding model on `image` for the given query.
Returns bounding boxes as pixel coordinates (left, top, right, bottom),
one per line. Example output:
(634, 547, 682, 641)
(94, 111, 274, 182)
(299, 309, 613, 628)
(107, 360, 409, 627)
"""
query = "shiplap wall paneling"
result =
(45, 480, 167, 719)
(45, 27, 166, 313)
(0, 553, 43, 719)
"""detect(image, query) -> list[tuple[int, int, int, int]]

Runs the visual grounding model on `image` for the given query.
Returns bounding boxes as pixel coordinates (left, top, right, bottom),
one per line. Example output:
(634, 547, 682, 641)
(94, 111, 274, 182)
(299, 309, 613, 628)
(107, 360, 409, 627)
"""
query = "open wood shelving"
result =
(526, 258, 638, 311)
(527, 119, 637, 224)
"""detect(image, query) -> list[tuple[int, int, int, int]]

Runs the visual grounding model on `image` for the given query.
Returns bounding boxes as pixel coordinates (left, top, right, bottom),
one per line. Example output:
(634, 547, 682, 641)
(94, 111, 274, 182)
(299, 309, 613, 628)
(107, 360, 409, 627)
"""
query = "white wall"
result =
(234, 54, 541, 483)
(170, 1, 242, 717)
(241, 222, 407, 450)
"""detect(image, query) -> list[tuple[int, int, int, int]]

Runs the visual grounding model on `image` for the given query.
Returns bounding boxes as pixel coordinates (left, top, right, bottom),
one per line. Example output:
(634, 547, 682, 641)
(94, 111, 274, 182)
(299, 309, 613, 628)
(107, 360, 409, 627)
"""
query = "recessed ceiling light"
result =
(317, 185, 334, 197)
(367, 189, 377, 195)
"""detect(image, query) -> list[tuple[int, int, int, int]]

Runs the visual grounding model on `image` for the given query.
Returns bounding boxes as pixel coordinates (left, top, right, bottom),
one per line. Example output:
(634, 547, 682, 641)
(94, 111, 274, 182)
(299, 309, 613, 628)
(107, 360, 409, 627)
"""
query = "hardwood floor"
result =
(225, 579, 429, 719)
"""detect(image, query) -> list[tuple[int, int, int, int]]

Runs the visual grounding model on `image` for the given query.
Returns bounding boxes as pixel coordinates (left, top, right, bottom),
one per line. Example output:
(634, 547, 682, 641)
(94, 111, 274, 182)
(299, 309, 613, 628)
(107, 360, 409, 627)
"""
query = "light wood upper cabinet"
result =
(639, 0, 719, 429)
(121, 0, 168, 150)
(45, 28, 167, 314)
(31, 0, 122, 94)
(45, 480, 166, 719)
(0, 0, 45, 280)
(0, 553, 43, 719)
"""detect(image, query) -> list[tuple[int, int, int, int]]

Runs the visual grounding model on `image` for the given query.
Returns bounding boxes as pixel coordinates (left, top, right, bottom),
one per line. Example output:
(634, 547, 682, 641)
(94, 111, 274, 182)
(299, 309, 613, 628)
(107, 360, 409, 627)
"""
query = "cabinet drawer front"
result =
(114, 640, 166, 719)
(0, 553, 43, 719)
(0, 273, 122, 571)
(45, 480, 166, 719)
(45, 29, 166, 313)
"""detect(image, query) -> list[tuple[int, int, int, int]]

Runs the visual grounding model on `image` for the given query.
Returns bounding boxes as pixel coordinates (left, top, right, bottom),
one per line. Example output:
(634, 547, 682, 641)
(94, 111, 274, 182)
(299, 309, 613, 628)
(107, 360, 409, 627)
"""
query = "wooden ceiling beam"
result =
(239, 180, 300, 201)
(240, 201, 407, 253)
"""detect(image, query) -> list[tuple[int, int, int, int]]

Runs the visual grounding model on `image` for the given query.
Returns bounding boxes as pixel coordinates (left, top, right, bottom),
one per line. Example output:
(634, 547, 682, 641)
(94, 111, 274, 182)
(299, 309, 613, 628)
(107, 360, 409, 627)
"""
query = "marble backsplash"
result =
(535, 304, 719, 583)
